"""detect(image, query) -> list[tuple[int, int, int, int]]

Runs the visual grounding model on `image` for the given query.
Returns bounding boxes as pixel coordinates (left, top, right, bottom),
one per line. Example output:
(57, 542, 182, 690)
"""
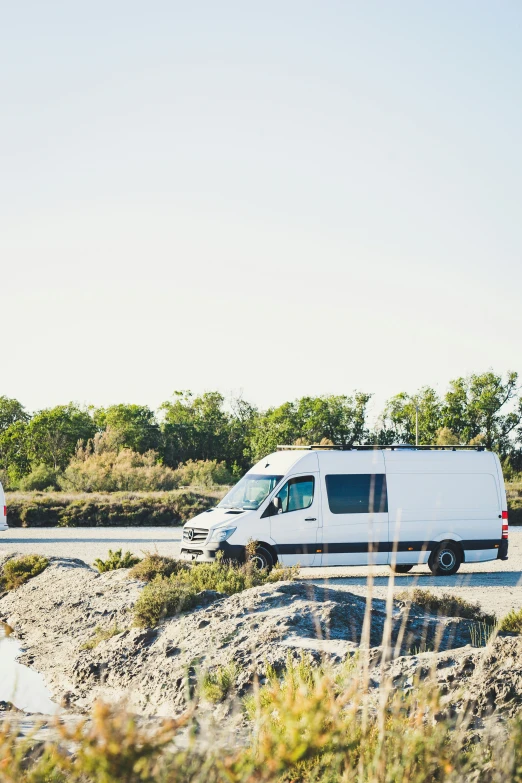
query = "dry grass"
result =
(2, 658, 522, 782)
(396, 587, 496, 624)
(80, 624, 126, 650)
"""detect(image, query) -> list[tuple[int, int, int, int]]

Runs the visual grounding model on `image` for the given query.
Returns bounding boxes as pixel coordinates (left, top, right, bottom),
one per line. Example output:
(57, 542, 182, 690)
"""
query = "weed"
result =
(202, 662, 239, 703)
(469, 621, 496, 647)
(0, 554, 49, 591)
(94, 549, 141, 572)
(81, 624, 126, 650)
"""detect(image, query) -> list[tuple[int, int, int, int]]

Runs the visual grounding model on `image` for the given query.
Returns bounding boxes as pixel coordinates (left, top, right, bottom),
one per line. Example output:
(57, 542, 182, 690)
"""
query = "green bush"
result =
(133, 558, 297, 627)
(94, 549, 141, 572)
(202, 662, 239, 703)
(5, 490, 220, 527)
(133, 575, 197, 626)
(1, 554, 49, 591)
(18, 464, 62, 491)
(129, 552, 181, 582)
(498, 608, 522, 633)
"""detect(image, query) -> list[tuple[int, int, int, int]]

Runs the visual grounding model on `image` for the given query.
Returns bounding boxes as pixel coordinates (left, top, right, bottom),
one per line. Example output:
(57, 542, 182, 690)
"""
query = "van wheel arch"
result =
(429, 540, 463, 576)
(247, 541, 278, 568)
(439, 539, 464, 563)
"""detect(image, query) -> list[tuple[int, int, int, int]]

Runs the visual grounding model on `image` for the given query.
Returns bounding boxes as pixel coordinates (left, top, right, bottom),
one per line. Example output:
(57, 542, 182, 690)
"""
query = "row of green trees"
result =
(1, 371, 521, 489)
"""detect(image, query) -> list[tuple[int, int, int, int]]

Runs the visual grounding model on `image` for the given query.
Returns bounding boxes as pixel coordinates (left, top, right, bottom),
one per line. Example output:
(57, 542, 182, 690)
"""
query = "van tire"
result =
(390, 564, 414, 574)
(249, 546, 274, 572)
(428, 542, 461, 576)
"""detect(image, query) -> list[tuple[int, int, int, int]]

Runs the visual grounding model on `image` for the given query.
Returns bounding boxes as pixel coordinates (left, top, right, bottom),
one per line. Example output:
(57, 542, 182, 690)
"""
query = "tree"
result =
(160, 391, 234, 467)
(0, 396, 29, 432)
(377, 387, 442, 445)
(296, 394, 370, 446)
(26, 404, 96, 470)
(93, 404, 161, 454)
(442, 371, 522, 454)
(247, 393, 371, 462)
(0, 420, 31, 485)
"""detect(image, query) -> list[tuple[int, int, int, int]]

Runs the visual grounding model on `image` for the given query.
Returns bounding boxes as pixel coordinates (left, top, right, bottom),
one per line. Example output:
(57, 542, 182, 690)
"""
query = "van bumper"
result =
(179, 542, 246, 563)
(497, 539, 509, 560)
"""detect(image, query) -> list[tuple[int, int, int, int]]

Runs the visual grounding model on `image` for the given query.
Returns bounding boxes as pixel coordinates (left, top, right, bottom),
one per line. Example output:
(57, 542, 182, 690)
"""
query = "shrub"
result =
(498, 607, 522, 633)
(81, 624, 126, 650)
(61, 434, 180, 492)
(133, 558, 298, 627)
(18, 464, 61, 491)
(133, 575, 197, 627)
(5, 490, 218, 527)
(202, 662, 239, 703)
(175, 459, 234, 488)
(1, 554, 49, 591)
(129, 552, 181, 582)
(94, 549, 141, 572)
(397, 588, 496, 625)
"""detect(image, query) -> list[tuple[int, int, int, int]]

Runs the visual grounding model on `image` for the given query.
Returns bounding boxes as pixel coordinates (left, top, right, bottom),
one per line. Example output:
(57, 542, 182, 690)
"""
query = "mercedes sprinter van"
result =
(180, 445, 508, 576)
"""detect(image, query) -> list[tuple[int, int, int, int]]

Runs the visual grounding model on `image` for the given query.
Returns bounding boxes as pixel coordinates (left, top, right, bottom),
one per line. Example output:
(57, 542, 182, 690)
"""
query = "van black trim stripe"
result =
(273, 540, 501, 555)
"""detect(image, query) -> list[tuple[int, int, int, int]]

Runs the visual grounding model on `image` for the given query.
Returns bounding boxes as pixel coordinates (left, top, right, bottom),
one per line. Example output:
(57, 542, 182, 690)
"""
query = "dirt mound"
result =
(0, 556, 485, 716)
(382, 634, 522, 728)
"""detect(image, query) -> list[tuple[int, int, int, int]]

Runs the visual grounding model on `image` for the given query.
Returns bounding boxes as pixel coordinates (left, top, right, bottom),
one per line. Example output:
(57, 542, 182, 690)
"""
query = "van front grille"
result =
(183, 527, 208, 544)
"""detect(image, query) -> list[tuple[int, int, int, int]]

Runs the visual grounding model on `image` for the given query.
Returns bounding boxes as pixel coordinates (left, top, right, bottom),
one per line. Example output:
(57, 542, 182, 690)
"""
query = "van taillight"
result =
(502, 510, 508, 539)
(2, 506, 5, 518)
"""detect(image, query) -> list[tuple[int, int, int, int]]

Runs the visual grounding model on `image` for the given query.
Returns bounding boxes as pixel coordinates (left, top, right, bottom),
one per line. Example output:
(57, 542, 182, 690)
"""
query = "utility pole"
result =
(415, 404, 419, 446)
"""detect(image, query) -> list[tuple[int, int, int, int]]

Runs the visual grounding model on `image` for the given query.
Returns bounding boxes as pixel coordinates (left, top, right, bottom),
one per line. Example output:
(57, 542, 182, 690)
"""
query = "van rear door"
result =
(385, 451, 502, 565)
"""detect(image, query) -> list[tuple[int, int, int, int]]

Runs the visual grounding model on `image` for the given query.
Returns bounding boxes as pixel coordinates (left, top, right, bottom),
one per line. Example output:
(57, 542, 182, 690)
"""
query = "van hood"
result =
(184, 506, 250, 531)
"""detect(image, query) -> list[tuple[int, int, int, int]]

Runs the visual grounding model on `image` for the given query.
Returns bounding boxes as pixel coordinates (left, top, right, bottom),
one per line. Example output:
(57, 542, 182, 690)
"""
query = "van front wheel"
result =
(249, 546, 274, 572)
(428, 543, 461, 576)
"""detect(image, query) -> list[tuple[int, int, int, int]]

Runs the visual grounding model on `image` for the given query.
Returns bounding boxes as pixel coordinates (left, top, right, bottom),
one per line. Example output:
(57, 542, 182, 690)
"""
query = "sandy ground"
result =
(1, 526, 521, 619)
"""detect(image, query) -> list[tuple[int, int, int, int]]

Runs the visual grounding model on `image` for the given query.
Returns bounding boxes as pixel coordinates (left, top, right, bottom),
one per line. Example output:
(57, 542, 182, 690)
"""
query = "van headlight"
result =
(209, 527, 237, 543)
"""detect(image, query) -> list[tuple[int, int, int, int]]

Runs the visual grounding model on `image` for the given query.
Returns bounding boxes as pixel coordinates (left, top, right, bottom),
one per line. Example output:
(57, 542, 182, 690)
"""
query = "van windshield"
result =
(218, 474, 283, 511)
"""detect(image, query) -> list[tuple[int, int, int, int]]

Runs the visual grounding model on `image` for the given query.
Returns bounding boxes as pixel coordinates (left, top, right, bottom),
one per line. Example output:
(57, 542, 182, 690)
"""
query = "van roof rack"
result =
(276, 444, 486, 452)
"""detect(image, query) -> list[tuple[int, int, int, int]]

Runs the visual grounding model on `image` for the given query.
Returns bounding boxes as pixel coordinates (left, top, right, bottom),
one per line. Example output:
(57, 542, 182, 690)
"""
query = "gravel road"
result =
(1, 527, 521, 619)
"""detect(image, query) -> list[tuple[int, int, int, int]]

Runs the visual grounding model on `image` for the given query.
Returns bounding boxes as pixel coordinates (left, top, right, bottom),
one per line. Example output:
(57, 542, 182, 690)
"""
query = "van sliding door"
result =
(319, 451, 389, 567)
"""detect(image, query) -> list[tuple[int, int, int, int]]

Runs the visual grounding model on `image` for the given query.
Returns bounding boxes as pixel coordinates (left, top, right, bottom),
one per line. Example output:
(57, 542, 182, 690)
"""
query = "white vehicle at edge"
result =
(0, 479, 6, 533)
(180, 445, 509, 575)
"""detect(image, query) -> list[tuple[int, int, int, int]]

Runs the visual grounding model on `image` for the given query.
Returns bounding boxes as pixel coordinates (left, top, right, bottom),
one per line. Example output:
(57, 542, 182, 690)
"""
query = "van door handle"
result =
(305, 517, 317, 521)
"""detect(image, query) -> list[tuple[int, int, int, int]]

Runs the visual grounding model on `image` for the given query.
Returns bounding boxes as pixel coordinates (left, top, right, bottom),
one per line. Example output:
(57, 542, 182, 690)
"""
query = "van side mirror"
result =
(272, 496, 282, 512)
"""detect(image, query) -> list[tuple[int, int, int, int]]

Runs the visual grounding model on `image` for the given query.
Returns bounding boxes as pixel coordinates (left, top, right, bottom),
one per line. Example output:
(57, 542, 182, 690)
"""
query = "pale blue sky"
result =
(1, 1, 521, 416)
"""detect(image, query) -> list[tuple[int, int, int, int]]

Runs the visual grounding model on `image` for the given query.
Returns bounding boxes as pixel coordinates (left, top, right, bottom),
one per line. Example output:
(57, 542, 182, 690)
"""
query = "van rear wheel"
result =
(428, 543, 461, 576)
(249, 546, 274, 572)
(390, 564, 414, 574)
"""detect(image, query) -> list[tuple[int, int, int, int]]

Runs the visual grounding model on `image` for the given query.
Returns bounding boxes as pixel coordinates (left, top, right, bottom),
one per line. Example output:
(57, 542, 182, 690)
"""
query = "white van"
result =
(0, 480, 6, 533)
(180, 446, 509, 576)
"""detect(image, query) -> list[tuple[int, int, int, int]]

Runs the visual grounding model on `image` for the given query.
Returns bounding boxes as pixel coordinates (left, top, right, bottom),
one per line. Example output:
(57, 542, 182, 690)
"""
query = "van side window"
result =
(325, 474, 388, 514)
(275, 476, 314, 513)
